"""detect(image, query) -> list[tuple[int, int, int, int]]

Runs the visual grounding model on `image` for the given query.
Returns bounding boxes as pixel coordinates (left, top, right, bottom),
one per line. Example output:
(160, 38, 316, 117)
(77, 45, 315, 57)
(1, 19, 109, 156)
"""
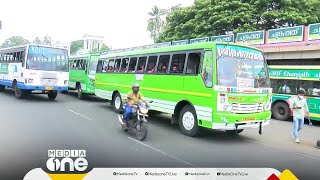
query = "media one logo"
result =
(46, 150, 88, 172)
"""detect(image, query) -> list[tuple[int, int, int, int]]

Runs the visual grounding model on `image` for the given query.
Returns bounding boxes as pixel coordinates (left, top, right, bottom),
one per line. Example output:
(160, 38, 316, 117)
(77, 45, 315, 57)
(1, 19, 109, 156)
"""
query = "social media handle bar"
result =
(24, 167, 287, 180)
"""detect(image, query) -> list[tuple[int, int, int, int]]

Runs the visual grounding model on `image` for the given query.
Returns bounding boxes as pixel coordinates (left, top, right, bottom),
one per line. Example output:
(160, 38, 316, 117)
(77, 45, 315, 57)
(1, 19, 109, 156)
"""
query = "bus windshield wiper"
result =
(42, 54, 49, 60)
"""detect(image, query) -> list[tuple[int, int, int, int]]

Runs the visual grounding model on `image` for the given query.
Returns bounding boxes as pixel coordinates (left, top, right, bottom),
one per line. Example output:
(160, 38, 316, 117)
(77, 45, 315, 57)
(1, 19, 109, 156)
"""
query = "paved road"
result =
(0, 90, 319, 179)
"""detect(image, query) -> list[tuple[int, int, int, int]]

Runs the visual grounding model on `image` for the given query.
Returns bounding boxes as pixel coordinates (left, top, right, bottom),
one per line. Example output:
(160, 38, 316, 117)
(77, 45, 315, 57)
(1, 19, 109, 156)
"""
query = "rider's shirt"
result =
(127, 91, 144, 106)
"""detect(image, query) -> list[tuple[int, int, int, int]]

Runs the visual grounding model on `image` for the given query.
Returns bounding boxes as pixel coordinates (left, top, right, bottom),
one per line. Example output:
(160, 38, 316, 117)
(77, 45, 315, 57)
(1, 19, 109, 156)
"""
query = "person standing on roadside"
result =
(290, 90, 310, 143)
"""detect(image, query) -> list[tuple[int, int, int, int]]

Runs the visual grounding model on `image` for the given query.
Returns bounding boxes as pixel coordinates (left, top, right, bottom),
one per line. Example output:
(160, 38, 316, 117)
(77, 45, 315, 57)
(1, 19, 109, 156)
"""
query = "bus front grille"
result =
(231, 103, 263, 114)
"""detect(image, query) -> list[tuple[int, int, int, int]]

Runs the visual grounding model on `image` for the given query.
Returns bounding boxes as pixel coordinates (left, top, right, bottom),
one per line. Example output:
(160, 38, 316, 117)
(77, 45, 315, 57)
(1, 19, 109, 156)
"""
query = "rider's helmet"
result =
(132, 83, 140, 93)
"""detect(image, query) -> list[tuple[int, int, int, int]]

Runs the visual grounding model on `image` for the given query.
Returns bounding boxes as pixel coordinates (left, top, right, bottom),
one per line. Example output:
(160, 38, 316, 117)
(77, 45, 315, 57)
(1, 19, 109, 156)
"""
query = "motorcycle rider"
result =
(123, 83, 145, 129)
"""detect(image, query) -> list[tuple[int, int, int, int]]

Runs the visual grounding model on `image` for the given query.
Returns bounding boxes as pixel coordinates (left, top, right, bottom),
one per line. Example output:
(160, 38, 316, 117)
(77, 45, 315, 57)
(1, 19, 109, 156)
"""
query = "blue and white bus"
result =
(0, 45, 69, 100)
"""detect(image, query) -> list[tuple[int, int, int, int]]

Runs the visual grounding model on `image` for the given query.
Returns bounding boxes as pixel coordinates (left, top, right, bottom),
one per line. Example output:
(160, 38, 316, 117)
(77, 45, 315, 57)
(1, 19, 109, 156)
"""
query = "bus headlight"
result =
(223, 104, 232, 111)
(64, 80, 68, 85)
(89, 79, 95, 86)
(25, 79, 34, 84)
(265, 96, 272, 110)
(220, 98, 226, 103)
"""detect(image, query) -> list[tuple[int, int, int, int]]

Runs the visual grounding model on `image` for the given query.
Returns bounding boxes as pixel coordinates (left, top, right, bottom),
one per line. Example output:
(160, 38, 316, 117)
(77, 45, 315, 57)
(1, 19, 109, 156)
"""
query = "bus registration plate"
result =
(45, 87, 53, 90)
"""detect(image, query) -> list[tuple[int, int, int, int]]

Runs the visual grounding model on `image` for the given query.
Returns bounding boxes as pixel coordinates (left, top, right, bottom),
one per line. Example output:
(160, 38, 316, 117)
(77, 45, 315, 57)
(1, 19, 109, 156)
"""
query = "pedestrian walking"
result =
(290, 90, 310, 143)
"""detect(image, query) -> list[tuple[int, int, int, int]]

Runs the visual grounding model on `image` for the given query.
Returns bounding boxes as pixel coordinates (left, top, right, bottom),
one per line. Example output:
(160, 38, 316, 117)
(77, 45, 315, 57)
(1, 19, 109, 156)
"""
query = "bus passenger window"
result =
(170, 54, 186, 74)
(137, 56, 147, 73)
(157, 55, 170, 74)
(128, 57, 138, 73)
(186, 52, 201, 74)
(147, 56, 158, 74)
(107, 59, 115, 72)
(82, 60, 87, 70)
(120, 58, 129, 73)
(312, 82, 320, 96)
(97, 60, 104, 73)
(114, 59, 121, 72)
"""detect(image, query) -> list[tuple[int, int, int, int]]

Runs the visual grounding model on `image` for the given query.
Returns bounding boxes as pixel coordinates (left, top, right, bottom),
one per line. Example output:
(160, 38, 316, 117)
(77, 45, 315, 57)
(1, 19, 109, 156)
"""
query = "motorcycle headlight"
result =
(140, 108, 148, 114)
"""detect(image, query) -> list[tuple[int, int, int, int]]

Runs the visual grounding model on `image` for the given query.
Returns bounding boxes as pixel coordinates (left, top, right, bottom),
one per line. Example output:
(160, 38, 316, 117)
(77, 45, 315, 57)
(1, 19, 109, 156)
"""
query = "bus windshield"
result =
(26, 46, 68, 72)
(217, 45, 269, 88)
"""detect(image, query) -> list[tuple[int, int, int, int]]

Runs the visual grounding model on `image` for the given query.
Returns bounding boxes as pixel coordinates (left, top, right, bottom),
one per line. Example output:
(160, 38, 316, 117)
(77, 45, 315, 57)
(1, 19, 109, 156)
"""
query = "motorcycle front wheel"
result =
(136, 122, 148, 141)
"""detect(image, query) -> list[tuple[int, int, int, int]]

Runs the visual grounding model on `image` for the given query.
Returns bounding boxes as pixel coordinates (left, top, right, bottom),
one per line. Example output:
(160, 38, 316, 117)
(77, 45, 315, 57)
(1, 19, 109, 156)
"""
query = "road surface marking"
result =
(68, 109, 93, 121)
(128, 137, 194, 167)
(246, 139, 320, 161)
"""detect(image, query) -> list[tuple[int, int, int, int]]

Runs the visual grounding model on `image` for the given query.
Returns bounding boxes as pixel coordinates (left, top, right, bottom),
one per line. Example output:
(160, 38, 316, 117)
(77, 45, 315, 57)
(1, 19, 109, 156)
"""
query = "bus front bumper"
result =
(212, 119, 270, 130)
(17, 83, 68, 91)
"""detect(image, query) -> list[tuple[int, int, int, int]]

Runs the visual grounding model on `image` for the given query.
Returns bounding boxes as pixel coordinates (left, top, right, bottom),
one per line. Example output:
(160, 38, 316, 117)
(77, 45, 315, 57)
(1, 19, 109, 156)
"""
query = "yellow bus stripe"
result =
(310, 113, 320, 118)
(95, 82, 212, 97)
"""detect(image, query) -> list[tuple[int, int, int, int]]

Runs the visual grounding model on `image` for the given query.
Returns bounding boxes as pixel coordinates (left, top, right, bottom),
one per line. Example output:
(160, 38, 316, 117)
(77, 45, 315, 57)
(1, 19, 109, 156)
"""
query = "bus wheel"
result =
(272, 102, 290, 121)
(0, 85, 5, 92)
(226, 129, 244, 136)
(48, 91, 58, 100)
(14, 88, 25, 99)
(77, 85, 84, 99)
(178, 105, 199, 137)
(113, 93, 123, 113)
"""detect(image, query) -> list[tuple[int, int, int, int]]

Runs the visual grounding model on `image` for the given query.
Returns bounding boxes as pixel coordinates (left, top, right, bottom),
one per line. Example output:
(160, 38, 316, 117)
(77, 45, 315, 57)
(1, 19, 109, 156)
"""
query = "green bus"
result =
(95, 42, 272, 136)
(269, 65, 320, 121)
(68, 54, 100, 99)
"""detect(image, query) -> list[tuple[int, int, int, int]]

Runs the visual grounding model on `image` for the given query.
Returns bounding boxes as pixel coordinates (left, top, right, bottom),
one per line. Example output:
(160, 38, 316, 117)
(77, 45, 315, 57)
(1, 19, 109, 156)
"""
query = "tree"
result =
(1, 36, 30, 48)
(157, 0, 320, 42)
(90, 43, 110, 53)
(251, 0, 320, 29)
(70, 40, 84, 55)
(32, 37, 42, 45)
(43, 36, 52, 46)
(31, 36, 54, 46)
(147, 5, 167, 42)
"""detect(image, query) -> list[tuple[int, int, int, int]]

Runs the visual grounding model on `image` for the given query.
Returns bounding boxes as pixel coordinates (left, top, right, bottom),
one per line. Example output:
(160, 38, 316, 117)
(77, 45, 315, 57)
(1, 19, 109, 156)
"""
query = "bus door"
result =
(306, 81, 320, 121)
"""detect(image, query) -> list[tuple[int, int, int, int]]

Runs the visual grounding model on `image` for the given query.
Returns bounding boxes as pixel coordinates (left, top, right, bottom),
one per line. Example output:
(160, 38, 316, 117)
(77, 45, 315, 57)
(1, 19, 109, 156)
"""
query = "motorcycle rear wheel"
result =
(136, 123, 148, 141)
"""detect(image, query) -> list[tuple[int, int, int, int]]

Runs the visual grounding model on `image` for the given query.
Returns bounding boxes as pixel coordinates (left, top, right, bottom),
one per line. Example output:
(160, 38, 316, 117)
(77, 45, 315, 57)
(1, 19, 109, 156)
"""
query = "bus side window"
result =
(170, 53, 186, 74)
(120, 58, 129, 73)
(83, 59, 87, 70)
(146, 55, 158, 74)
(107, 59, 114, 72)
(75, 59, 80, 69)
(186, 52, 201, 75)
(128, 57, 138, 73)
(97, 60, 103, 73)
(157, 55, 170, 74)
(136, 56, 147, 73)
(114, 59, 121, 72)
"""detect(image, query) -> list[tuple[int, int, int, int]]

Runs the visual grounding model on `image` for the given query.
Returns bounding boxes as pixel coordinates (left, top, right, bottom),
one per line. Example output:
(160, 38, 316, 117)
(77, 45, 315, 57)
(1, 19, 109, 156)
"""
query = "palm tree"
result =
(147, 6, 167, 42)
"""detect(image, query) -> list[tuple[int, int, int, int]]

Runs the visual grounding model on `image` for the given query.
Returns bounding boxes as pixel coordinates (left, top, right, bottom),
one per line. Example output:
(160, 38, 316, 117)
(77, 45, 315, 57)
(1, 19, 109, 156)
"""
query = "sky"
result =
(0, 0, 194, 49)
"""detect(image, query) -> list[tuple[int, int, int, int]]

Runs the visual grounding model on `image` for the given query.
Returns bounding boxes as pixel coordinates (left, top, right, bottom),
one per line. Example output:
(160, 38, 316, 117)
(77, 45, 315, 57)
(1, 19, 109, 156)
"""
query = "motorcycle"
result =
(117, 97, 152, 141)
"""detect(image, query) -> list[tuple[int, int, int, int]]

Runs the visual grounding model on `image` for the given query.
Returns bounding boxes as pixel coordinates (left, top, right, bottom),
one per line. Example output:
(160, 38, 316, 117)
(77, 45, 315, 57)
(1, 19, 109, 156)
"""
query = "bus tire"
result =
(0, 85, 5, 92)
(272, 102, 290, 121)
(76, 84, 84, 99)
(14, 87, 25, 99)
(48, 91, 58, 100)
(113, 92, 123, 113)
(178, 105, 199, 137)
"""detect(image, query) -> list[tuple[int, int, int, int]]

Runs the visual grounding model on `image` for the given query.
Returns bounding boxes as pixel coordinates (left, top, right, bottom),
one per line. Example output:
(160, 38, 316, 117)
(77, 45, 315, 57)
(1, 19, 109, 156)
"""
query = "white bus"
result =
(0, 45, 69, 100)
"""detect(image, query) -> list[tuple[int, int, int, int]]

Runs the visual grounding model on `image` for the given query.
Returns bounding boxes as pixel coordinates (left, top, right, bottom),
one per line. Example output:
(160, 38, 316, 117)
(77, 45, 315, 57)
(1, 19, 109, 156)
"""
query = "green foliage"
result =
(89, 43, 110, 54)
(147, 5, 169, 42)
(157, 0, 320, 42)
(32, 36, 53, 46)
(1, 36, 30, 48)
(70, 40, 84, 55)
